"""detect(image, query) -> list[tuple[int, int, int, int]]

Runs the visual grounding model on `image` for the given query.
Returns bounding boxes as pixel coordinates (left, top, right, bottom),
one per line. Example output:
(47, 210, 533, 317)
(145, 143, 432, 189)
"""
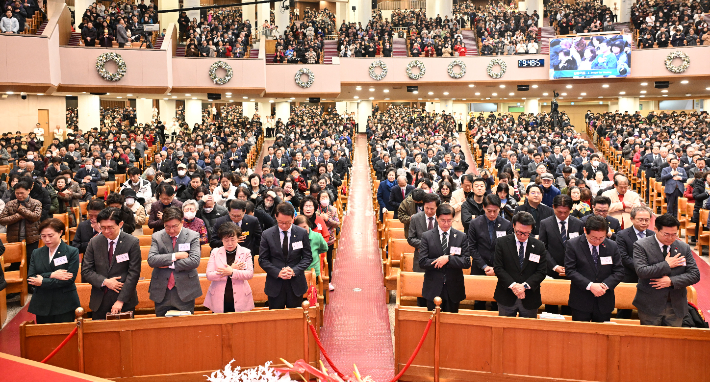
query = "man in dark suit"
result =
(565, 215, 625, 322)
(494, 211, 549, 318)
(271, 148, 290, 182)
(418, 204, 471, 313)
(633, 213, 700, 326)
(210, 199, 262, 258)
(147, 207, 202, 317)
(407, 193, 440, 307)
(652, 146, 670, 183)
(660, 156, 687, 217)
(262, 146, 275, 167)
(259, 202, 312, 309)
(615, 205, 655, 319)
(74, 158, 102, 196)
(389, 175, 414, 219)
(71, 200, 105, 254)
(81, 207, 142, 320)
(581, 196, 621, 241)
(581, 153, 609, 180)
(152, 154, 174, 178)
(374, 153, 395, 180)
(538, 194, 584, 314)
(514, 184, 554, 236)
(466, 194, 513, 309)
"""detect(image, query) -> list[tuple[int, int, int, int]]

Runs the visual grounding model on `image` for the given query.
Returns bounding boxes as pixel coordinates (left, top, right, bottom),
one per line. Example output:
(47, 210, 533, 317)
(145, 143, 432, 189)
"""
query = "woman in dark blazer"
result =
(27, 218, 81, 324)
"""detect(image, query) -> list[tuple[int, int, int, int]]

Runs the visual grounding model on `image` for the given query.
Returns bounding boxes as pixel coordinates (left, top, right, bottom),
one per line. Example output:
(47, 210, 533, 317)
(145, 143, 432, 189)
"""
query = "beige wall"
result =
(0, 95, 66, 134)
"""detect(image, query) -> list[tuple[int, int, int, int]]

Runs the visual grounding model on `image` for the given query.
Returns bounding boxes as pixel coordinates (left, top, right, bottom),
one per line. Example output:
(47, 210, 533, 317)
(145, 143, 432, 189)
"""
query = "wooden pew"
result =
(0, 254, 6, 327)
(3, 242, 28, 305)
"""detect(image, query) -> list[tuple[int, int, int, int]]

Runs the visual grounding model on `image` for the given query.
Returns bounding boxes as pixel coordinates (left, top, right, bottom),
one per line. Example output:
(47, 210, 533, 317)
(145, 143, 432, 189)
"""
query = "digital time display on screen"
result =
(518, 59, 545, 67)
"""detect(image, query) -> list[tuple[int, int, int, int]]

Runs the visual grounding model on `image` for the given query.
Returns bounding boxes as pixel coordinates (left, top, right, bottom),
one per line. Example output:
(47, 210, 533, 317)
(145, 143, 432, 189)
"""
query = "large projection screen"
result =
(549, 34, 632, 79)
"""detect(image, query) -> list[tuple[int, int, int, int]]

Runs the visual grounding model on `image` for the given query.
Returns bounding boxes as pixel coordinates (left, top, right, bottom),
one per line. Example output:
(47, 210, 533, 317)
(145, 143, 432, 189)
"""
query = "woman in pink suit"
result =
(204, 222, 255, 313)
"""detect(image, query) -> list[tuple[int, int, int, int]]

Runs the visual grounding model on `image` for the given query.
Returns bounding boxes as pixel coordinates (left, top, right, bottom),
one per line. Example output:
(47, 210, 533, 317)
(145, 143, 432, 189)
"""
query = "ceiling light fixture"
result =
(681, 80, 689, 84)
(468, 84, 474, 88)
(354, 96, 359, 99)
(369, 97, 374, 100)
(602, 84, 609, 88)
(369, 88, 375, 92)
(532, 85, 538, 88)
(499, 85, 506, 88)
(443, 92, 449, 96)
(661, 90, 668, 93)
(542, 92, 549, 96)
(492, 93, 497, 96)
(509, 93, 514, 96)
(640, 90, 647, 94)
(383, 89, 389, 93)
(640, 82, 648, 86)
(566, 85, 572, 88)
(226, 92, 232, 95)
(185, 94, 191, 96)
(581, 93, 586, 96)
(619, 91, 626, 95)
(428, 92, 434, 95)
(474, 92, 480, 96)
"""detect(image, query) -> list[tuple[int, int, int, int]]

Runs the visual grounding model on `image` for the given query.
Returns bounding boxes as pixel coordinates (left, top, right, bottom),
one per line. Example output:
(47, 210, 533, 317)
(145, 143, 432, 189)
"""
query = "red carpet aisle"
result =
(693, 254, 710, 320)
(0, 305, 33, 355)
(319, 135, 395, 380)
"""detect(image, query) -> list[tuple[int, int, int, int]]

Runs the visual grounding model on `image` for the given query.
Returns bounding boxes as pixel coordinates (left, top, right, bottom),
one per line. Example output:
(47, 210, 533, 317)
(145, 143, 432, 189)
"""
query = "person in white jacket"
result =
(212, 176, 237, 206)
(1, 10, 19, 34)
(120, 167, 153, 206)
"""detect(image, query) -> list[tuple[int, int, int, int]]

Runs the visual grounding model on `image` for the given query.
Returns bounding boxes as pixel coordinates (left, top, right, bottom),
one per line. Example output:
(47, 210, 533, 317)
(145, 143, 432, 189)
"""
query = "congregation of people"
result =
(0, 102, 358, 324)
(75, 0, 158, 48)
(371, 106, 702, 326)
(632, 0, 710, 48)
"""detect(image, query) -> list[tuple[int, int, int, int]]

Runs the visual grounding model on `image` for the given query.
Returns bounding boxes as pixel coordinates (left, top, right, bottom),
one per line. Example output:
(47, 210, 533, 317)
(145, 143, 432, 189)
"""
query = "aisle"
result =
(319, 134, 395, 380)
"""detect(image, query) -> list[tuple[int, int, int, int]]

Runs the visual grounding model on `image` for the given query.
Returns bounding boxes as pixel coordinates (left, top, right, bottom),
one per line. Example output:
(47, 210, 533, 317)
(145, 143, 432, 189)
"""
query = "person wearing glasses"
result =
(581, 196, 621, 241)
(632, 213, 700, 326)
(493, 211, 548, 318)
(564, 215, 625, 322)
(418, 204, 471, 313)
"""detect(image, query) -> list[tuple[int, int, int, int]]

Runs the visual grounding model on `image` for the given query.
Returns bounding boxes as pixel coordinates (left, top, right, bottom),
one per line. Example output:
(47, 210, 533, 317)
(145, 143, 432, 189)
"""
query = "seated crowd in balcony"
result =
(75, 0, 158, 47)
(338, 11, 394, 57)
(272, 9, 331, 63)
(1, 0, 43, 34)
(632, 0, 710, 48)
(182, 8, 252, 58)
(547, 0, 616, 35)
(474, 6, 539, 55)
(403, 10, 470, 57)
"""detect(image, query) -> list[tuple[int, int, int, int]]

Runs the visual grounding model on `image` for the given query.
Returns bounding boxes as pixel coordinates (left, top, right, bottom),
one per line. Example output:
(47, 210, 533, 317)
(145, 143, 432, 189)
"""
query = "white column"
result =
(438, 0, 453, 18)
(439, 99, 453, 114)
(434, 102, 442, 114)
(184, 0, 200, 25)
(242, 3, 256, 31)
(524, 98, 540, 114)
(274, 4, 290, 40)
(525, 0, 544, 27)
(158, 99, 176, 124)
(346, 101, 358, 118)
(619, 0, 631, 26)
(336, 2, 347, 26)
(74, 0, 93, 28)
(258, 101, 272, 124)
(618, 96, 639, 113)
(185, 99, 202, 127)
(135, 98, 153, 125)
(77, 95, 100, 133)
(257, 3, 271, 40)
(357, 0, 371, 30)
(703, 99, 710, 111)
(425, 102, 433, 113)
(426, 0, 437, 24)
(243, 101, 256, 118)
(357, 100, 372, 133)
(159, 0, 179, 33)
(336, 101, 347, 116)
(275, 101, 290, 123)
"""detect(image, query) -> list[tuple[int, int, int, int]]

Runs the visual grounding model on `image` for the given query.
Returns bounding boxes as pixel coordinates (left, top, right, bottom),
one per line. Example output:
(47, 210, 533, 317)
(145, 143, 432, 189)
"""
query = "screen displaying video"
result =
(549, 35, 632, 79)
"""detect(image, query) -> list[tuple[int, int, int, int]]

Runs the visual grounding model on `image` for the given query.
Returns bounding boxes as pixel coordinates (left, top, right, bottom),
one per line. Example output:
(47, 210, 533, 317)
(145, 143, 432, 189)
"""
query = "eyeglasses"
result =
(515, 230, 532, 237)
(659, 231, 678, 239)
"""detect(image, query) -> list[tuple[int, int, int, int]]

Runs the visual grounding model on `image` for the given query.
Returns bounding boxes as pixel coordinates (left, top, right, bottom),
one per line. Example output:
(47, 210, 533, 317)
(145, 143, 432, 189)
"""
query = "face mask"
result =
(125, 198, 135, 205)
(265, 202, 273, 208)
(85, 165, 92, 170)
(203, 207, 214, 213)
(320, 200, 329, 207)
(178, 170, 186, 176)
(27, 155, 34, 160)
(592, 160, 599, 167)
(184, 211, 196, 220)
(131, 145, 136, 149)
(95, 161, 102, 167)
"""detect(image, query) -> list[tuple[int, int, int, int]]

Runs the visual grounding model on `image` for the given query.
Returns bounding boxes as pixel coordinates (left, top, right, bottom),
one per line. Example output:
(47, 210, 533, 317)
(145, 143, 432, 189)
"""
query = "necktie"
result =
(427, 217, 434, 230)
(638, 231, 645, 239)
(518, 241, 525, 269)
(591, 245, 599, 271)
(282, 231, 289, 258)
(488, 220, 495, 243)
(441, 232, 448, 254)
(662, 244, 668, 257)
(168, 236, 177, 290)
(402, 188, 406, 198)
(560, 221, 567, 243)
(108, 240, 115, 265)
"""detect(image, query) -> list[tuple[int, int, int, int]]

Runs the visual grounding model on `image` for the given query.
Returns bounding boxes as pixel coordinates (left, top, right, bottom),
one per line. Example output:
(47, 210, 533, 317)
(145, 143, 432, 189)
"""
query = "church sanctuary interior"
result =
(2, 0, 710, 380)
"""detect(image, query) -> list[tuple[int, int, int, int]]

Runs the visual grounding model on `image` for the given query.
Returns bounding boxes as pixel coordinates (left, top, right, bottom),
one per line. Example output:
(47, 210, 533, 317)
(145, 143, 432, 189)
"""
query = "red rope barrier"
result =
(41, 326, 78, 364)
(388, 317, 432, 382)
(307, 316, 434, 382)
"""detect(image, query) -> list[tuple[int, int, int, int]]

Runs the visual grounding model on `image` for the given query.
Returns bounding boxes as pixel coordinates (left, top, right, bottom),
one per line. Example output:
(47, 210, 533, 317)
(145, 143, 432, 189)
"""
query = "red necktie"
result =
(402, 188, 405, 198)
(168, 236, 176, 290)
(107, 240, 115, 265)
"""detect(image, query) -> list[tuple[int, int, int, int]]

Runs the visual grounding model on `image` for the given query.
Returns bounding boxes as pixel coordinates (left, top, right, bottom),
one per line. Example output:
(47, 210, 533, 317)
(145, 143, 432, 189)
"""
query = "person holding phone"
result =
(204, 222, 254, 313)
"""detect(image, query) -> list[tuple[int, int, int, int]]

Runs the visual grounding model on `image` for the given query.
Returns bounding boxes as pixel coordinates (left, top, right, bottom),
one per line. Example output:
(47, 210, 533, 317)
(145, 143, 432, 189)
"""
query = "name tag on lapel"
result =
(292, 241, 303, 250)
(496, 231, 507, 238)
(178, 243, 190, 251)
(529, 254, 540, 263)
(53, 256, 68, 266)
(600, 256, 612, 265)
(116, 253, 129, 263)
(317, 224, 322, 230)
(242, 231, 249, 236)
(569, 232, 579, 239)
(450, 246, 461, 255)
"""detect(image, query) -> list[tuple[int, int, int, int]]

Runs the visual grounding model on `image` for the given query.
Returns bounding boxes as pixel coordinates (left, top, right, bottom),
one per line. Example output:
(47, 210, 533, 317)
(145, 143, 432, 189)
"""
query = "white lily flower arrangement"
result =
(665, 51, 690, 74)
(368, 60, 388, 81)
(447, 59, 466, 79)
(295, 68, 315, 88)
(486, 58, 507, 79)
(406, 60, 426, 80)
(206, 360, 293, 382)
